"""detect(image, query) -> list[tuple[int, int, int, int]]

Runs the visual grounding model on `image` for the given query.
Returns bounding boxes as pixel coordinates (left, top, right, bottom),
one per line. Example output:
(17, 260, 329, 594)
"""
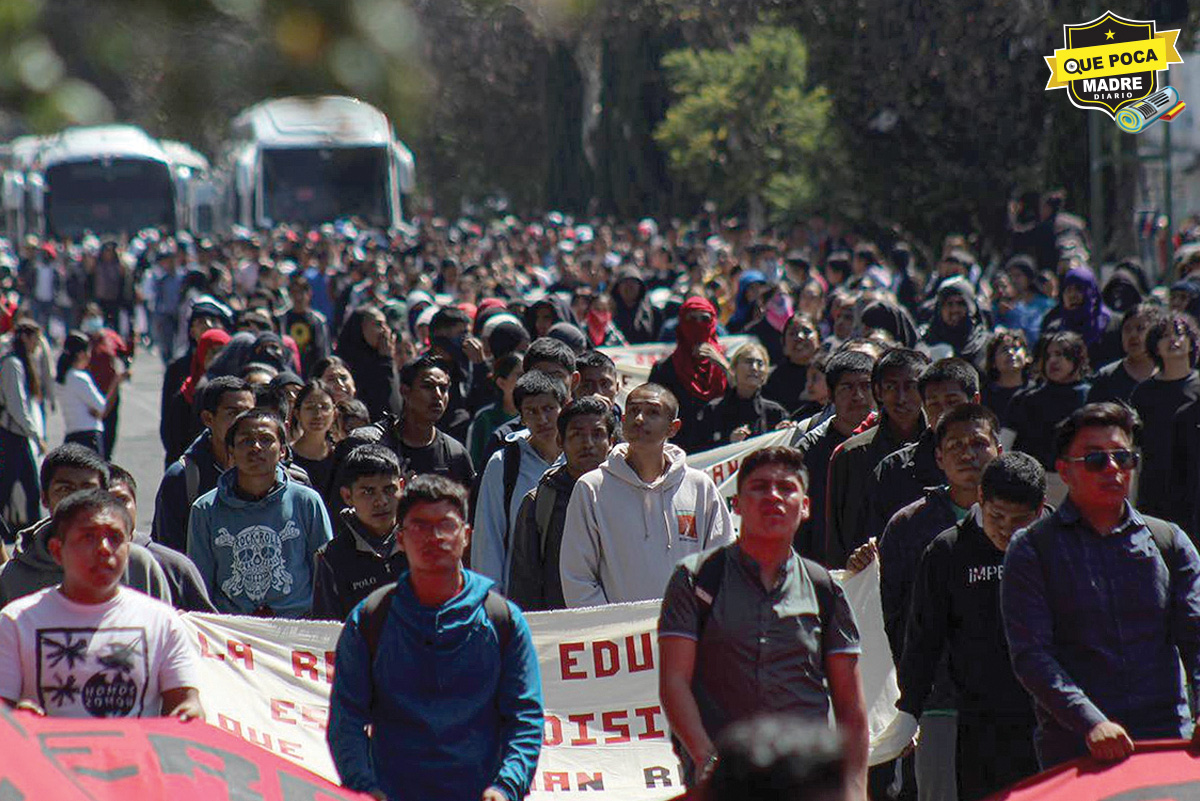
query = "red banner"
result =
(0, 705, 370, 801)
(986, 740, 1200, 801)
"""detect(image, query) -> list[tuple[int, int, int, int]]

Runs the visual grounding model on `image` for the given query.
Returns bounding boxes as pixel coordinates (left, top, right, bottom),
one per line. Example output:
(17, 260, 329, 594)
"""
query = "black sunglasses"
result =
(1061, 449, 1139, 473)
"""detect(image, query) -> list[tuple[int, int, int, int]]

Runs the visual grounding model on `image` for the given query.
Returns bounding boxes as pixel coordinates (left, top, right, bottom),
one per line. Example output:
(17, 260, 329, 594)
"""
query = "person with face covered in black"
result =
(426, 306, 483, 443)
(336, 306, 403, 423)
(611, 265, 662, 344)
(920, 278, 989, 371)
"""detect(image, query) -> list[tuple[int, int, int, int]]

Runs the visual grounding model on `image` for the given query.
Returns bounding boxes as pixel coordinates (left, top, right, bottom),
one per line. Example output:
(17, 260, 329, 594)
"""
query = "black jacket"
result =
(866, 430, 944, 544)
(310, 508, 408, 621)
(762, 360, 810, 415)
(342, 415, 476, 488)
(898, 510, 1036, 722)
(791, 418, 850, 563)
(693, 388, 787, 449)
(825, 417, 924, 568)
(507, 464, 577, 612)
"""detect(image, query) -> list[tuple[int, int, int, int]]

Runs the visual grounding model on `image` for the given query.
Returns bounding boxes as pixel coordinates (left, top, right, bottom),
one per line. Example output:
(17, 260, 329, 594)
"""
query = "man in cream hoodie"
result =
(560, 383, 735, 607)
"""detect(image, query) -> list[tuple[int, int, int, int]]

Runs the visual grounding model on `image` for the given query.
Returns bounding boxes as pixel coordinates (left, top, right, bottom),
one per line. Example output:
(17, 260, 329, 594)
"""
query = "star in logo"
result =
(1105, 30, 1115, 40)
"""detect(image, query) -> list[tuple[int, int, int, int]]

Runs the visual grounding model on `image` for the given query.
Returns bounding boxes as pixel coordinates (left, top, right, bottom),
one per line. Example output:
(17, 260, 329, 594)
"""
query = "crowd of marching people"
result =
(2, 192, 1200, 800)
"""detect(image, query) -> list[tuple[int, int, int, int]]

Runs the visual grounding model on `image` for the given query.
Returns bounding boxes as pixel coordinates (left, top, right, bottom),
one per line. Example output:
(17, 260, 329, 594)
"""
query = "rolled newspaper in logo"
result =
(1116, 86, 1184, 132)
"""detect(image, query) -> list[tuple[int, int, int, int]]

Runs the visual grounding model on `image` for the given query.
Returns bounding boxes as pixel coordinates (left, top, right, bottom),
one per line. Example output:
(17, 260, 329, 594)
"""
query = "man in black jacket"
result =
(898, 452, 1045, 800)
(866, 359, 979, 545)
(508, 397, 617, 611)
(311, 445, 408, 621)
(878, 403, 1000, 801)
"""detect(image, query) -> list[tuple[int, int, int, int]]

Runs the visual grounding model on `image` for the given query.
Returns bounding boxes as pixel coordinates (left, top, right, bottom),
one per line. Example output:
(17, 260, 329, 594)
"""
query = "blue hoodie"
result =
(471, 429, 564, 592)
(187, 466, 332, 617)
(327, 569, 543, 801)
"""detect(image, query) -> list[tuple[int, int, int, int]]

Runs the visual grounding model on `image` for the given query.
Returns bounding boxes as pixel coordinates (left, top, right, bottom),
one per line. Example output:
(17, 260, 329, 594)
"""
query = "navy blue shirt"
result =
(1002, 498, 1200, 743)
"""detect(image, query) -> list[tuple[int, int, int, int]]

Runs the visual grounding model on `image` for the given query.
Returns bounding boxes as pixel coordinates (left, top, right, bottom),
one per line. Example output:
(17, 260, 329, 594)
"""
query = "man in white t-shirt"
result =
(0, 489, 203, 719)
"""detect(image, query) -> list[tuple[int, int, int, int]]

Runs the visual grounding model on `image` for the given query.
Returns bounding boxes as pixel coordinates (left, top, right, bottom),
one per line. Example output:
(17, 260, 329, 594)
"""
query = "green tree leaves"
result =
(654, 26, 839, 225)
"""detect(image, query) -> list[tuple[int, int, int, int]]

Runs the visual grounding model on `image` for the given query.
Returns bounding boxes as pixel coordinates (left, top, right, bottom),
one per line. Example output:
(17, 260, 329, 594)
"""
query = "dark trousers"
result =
(65, 429, 105, 459)
(102, 394, 120, 459)
(956, 716, 1038, 801)
(0, 427, 40, 527)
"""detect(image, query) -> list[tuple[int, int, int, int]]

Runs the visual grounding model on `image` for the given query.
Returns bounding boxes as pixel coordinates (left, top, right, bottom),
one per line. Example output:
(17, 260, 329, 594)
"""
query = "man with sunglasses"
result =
(1002, 402, 1200, 770)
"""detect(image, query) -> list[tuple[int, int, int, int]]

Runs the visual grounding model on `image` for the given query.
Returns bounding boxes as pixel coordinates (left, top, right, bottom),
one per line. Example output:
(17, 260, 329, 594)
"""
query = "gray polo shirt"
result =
(658, 544, 861, 739)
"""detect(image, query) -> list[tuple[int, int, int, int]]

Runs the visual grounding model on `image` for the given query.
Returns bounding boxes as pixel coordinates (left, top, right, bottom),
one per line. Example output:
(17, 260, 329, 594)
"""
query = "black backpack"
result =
(358, 581, 514, 661)
(692, 544, 837, 639)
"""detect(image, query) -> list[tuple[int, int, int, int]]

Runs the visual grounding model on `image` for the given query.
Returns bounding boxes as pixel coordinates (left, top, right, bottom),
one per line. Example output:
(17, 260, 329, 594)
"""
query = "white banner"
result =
(180, 563, 902, 798)
(599, 335, 754, 385)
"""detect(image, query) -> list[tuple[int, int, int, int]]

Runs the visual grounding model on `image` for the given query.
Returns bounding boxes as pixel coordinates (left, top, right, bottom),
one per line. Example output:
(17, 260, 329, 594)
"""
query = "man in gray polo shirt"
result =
(658, 445, 869, 798)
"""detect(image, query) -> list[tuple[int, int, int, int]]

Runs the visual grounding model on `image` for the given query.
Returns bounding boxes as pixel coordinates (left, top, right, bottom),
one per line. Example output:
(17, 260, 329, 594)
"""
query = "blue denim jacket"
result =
(1002, 498, 1200, 742)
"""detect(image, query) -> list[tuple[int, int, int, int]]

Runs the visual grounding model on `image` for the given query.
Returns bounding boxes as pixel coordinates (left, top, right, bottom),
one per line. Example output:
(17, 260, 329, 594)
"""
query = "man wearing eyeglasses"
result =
(327, 474, 543, 801)
(1001, 402, 1200, 770)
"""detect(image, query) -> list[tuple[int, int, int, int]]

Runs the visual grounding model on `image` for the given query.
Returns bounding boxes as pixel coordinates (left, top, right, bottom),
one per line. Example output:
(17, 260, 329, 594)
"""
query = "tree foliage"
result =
(654, 26, 837, 223)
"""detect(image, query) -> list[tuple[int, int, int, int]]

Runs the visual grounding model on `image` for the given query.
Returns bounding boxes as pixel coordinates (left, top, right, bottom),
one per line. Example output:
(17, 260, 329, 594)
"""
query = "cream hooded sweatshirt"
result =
(559, 442, 735, 607)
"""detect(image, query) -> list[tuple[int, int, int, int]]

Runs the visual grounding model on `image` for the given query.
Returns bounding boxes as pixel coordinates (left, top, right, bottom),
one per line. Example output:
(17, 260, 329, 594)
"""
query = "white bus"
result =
(224, 96, 415, 231)
(0, 125, 187, 241)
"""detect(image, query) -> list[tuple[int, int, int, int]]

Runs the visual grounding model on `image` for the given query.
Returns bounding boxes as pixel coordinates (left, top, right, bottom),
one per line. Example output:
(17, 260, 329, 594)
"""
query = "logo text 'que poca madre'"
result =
(1045, 11, 1185, 133)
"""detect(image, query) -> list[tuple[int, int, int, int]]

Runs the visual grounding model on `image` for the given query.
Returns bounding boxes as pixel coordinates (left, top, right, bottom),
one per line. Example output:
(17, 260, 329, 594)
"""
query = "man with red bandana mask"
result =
(649, 296, 731, 453)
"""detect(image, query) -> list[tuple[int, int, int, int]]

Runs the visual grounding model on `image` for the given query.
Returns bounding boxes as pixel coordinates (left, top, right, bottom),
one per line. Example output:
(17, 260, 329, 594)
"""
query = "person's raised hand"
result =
(845, 539, 878, 574)
(695, 342, 721, 363)
(1086, 720, 1134, 762)
(481, 787, 509, 801)
(463, 336, 486, 364)
(14, 699, 45, 716)
(730, 425, 750, 443)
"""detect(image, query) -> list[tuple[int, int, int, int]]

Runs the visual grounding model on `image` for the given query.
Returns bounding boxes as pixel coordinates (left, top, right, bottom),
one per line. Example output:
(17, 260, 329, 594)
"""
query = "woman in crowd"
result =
(1130, 310, 1200, 521)
(583, 293, 627, 348)
(1087, 302, 1160, 404)
(693, 342, 787, 448)
(1040, 266, 1119, 366)
(337, 305, 402, 422)
(314, 356, 358, 406)
(290, 378, 338, 497)
(55, 332, 125, 457)
(763, 312, 822, 415)
(1001, 331, 1091, 501)
(0, 320, 47, 530)
(996, 255, 1055, 345)
(981, 328, 1031, 422)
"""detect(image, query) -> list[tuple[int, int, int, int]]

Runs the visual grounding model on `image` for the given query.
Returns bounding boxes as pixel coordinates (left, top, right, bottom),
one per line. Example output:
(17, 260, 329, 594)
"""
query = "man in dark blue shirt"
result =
(1002, 402, 1200, 769)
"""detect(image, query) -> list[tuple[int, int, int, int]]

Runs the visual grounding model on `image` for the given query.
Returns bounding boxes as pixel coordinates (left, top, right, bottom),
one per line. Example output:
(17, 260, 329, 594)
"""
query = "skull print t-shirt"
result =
(0, 586, 200, 718)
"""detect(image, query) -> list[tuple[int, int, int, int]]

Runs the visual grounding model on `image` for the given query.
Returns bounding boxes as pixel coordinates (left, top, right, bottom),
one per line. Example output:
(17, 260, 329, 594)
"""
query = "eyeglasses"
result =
(1061, 449, 1140, 472)
(402, 519, 464, 538)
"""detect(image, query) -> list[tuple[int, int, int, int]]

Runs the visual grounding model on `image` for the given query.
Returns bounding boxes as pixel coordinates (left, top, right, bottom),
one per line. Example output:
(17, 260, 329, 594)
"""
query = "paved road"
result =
(46, 349, 167, 532)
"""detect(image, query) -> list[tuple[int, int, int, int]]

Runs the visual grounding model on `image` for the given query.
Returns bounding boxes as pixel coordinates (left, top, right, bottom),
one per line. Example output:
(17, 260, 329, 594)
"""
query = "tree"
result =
(653, 26, 838, 229)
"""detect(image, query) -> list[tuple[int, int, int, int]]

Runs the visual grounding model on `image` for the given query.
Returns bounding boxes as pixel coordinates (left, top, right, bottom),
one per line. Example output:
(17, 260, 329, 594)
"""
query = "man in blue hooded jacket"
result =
(327, 474, 543, 801)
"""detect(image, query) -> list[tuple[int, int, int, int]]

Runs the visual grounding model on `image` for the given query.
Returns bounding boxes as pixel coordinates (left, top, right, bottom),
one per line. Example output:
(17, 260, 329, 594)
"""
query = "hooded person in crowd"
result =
(160, 297, 230, 459)
(522, 296, 575, 341)
(1040, 267, 1118, 366)
(920, 278, 989, 370)
(611, 265, 661, 344)
(648, 296, 730, 452)
(860, 298, 920, 349)
(582, 293, 627, 348)
(726, 270, 767, 334)
(337, 305, 403, 422)
(163, 328, 231, 464)
(1101, 260, 1148, 314)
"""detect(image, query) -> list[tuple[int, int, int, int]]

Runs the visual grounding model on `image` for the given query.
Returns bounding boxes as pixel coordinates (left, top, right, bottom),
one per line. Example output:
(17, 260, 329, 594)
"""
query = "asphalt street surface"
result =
(46, 348, 166, 533)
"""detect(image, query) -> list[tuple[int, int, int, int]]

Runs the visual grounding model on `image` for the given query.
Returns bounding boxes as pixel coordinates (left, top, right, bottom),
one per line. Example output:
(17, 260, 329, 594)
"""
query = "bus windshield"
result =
(261, 146, 389, 227)
(44, 158, 175, 239)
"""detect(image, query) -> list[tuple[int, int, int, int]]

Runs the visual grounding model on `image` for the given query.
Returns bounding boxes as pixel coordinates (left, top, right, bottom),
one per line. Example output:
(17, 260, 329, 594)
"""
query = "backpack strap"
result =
(183, 455, 200, 507)
(484, 589, 514, 654)
(534, 483, 558, 560)
(693, 545, 731, 637)
(1142, 515, 1178, 602)
(500, 440, 522, 549)
(360, 582, 399, 661)
(800, 556, 836, 647)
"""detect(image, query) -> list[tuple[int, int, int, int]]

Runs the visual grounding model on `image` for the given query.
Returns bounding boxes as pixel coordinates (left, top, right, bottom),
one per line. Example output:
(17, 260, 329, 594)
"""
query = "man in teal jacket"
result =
(327, 474, 543, 801)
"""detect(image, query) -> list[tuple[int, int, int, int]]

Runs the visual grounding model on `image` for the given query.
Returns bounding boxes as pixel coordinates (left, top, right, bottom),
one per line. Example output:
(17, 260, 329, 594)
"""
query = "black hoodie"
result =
(611, 267, 661, 344)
